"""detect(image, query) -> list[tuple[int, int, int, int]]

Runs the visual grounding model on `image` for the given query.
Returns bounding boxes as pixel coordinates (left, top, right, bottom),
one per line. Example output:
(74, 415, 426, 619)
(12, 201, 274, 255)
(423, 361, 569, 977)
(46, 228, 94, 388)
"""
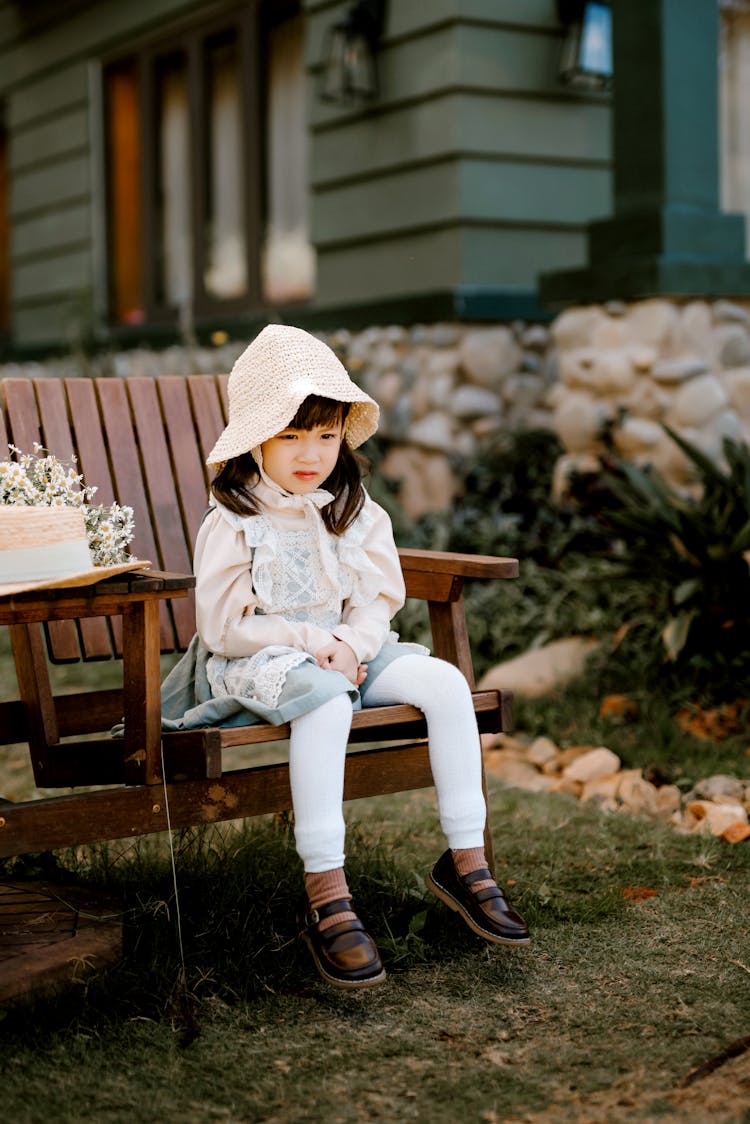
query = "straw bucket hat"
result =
(207, 324, 379, 470)
(0, 506, 147, 597)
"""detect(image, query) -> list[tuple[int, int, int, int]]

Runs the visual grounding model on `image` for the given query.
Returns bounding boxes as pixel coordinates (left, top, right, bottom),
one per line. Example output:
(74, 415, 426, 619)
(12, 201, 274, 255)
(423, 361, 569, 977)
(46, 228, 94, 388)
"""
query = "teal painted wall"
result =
(305, 0, 611, 312)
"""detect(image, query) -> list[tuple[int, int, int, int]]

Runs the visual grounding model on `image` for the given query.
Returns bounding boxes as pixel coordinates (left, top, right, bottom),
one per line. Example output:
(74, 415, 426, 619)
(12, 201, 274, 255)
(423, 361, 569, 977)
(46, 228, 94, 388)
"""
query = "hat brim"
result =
(0, 559, 151, 598)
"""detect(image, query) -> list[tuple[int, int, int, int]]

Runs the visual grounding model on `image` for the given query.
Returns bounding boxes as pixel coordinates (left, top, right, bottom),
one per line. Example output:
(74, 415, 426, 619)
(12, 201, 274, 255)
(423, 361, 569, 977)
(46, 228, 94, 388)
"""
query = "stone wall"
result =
(3, 296, 750, 518)
(548, 298, 750, 502)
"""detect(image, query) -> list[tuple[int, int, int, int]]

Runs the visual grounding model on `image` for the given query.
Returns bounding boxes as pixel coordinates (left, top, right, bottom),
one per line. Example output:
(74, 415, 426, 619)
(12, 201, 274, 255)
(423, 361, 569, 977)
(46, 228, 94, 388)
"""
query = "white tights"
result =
(289, 655, 487, 873)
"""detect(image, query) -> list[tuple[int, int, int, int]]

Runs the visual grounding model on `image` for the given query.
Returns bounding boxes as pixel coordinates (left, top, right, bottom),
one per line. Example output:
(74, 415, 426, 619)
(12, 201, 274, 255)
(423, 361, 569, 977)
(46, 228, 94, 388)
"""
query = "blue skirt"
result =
(160, 636, 428, 731)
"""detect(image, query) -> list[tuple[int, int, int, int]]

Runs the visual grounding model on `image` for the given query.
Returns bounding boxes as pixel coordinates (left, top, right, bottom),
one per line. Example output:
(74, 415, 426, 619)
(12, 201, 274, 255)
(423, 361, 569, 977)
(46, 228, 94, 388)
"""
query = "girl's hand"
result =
(315, 639, 367, 686)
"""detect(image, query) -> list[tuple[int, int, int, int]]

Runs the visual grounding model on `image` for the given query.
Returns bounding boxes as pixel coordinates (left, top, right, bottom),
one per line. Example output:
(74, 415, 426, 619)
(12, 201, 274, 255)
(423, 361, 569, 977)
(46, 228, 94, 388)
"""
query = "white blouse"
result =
(193, 475, 406, 670)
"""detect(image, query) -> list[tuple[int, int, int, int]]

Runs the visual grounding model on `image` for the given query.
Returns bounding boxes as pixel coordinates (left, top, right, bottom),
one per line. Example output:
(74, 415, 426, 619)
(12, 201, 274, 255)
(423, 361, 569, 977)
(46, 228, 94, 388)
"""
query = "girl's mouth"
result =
(294, 472, 318, 480)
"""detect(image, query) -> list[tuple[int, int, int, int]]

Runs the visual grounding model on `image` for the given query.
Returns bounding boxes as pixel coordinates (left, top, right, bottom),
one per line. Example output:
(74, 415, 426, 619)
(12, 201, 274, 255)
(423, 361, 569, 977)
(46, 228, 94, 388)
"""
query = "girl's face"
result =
(260, 417, 344, 494)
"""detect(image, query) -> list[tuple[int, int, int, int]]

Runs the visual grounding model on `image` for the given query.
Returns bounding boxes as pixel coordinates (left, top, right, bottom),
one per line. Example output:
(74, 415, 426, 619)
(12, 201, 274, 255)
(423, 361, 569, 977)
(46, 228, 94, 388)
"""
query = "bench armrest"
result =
(396, 547, 518, 684)
(397, 548, 518, 581)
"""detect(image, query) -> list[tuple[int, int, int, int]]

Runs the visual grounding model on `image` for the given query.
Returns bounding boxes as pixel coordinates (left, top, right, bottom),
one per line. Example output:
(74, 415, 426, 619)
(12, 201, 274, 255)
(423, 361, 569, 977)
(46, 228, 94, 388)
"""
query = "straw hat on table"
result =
(0, 506, 147, 597)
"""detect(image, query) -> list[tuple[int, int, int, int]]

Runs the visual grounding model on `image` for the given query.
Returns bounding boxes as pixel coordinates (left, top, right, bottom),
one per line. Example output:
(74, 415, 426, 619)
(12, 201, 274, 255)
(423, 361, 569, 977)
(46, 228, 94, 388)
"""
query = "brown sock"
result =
(452, 847, 496, 893)
(304, 868, 356, 931)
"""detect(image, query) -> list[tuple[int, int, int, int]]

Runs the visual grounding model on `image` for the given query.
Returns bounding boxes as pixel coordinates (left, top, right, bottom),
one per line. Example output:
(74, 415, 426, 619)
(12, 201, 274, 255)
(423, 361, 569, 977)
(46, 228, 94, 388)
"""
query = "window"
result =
(721, 5, 750, 257)
(103, 2, 313, 329)
(0, 111, 9, 336)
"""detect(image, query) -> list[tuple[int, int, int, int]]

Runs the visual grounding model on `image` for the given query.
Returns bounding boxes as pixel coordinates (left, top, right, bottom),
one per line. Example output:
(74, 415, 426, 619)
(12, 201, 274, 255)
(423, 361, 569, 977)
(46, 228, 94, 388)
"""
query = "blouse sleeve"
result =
(332, 498, 406, 664)
(193, 507, 336, 658)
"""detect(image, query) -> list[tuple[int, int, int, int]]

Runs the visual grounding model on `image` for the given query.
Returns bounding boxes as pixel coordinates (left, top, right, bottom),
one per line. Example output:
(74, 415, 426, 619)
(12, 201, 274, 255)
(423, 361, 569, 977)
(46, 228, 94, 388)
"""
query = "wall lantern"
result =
(319, 0, 387, 104)
(557, 0, 613, 90)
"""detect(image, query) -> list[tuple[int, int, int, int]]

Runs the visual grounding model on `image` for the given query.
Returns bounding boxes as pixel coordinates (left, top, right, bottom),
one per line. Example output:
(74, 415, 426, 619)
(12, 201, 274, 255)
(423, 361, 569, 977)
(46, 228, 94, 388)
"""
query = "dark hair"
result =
(210, 395, 367, 535)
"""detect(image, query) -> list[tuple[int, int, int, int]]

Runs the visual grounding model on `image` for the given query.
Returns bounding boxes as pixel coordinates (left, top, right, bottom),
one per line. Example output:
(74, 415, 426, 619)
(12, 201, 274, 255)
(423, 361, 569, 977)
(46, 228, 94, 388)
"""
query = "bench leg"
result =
(9, 623, 58, 787)
(122, 599, 162, 785)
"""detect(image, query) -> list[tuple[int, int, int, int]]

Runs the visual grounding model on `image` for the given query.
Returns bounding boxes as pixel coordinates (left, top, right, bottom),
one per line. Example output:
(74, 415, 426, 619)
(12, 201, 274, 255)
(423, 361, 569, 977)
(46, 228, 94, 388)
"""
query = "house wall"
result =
(0, 0, 216, 349)
(304, 0, 611, 313)
(0, 0, 613, 351)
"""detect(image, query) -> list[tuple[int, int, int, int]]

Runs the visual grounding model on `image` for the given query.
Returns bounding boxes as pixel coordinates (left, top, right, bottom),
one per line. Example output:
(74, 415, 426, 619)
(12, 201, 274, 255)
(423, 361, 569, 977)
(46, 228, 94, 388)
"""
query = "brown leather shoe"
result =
(426, 850, 530, 946)
(300, 899, 386, 990)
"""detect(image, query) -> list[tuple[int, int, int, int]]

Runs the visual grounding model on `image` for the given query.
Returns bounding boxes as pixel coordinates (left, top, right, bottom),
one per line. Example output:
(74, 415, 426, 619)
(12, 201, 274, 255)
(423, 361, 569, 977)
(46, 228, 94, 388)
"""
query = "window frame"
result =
(101, 2, 264, 329)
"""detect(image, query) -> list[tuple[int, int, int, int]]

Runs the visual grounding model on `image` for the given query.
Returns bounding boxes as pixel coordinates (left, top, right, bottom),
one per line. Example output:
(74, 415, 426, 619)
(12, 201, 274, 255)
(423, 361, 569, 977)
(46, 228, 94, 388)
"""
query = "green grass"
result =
(2, 784, 750, 1123)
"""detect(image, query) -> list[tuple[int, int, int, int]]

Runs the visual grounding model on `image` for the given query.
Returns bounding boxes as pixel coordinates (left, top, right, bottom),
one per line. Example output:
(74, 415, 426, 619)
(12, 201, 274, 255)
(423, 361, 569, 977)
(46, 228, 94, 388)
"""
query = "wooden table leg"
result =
(122, 599, 162, 785)
(8, 623, 58, 786)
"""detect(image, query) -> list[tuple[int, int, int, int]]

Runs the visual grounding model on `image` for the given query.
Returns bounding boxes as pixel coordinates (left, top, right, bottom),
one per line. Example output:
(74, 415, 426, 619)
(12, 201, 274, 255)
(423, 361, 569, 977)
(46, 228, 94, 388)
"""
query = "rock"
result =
(654, 784, 682, 819)
(459, 329, 521, 386)
(622, 377, 670, 419)
(580, 773, 621, 809)
(677, 301, 714, 361)
(689, 774, 747, 804)
(628, 346, 659, 373)
(616, 769, 659, 816)
(666, 374, 729, 428)
(526, 736, 560, 768)
(591, 317, 632, 350)
(626, 299, 680, 350)
(560, 348, 598, 389)
(424, 323, 462, 348)
(648, 427, 700, 485)
(521, 324, 550, 351)
(407, 412, 455, 451)
(590, 351, 637, 396)
(651, 356, 708, 384)
(547, 776, 584, 798)
(502, 373, 546, 409)
(484, 757, 555, 792)
(374, 370, 403, 410)
(713, 299, 750, 324)
(551, 306, 609, 350)
(425, 348, 460, 379)
(721, 367, 750, 420)
(477, 636, 599, 699)
(614, 416, 663, 456)
(449, 385, 502, 420)
(563, 747, 621, 783)
(379, 446, 457, 517)
(554, 391, 613, 453)
(716, 322, 750, 368)
(428, 370, 459, 411)
(686, 800, 748, 836)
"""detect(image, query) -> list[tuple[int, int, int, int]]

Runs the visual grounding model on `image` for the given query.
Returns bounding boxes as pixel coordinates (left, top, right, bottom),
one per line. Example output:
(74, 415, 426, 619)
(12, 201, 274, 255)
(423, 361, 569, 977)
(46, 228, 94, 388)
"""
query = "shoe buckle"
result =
(305, 908, 320, 927)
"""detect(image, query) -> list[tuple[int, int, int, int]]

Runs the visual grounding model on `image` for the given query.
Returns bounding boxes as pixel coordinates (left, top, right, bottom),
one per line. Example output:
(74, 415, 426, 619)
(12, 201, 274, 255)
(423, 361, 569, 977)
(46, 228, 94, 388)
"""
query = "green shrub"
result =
(592, 428, 750, 683)
(375, 427, 750, 699)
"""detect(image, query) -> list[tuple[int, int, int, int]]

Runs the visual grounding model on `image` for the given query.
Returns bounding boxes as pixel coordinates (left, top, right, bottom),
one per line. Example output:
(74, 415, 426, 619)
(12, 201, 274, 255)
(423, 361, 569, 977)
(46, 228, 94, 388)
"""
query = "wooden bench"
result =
(0, 375, 517, 865)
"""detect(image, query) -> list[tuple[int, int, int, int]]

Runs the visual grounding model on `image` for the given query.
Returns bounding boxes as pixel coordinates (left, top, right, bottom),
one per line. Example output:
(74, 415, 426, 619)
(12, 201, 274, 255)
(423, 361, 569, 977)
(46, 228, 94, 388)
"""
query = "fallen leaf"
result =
(720, 822, 750, 844)
(599, 693, 639, 719)
(622, 886, 658, 902)
(675, 700, 748, 741)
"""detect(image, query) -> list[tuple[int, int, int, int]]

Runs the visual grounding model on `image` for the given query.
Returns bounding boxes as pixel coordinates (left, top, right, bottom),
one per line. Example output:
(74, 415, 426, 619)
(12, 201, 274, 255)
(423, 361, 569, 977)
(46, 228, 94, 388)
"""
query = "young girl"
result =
(185, 324, 529, 989)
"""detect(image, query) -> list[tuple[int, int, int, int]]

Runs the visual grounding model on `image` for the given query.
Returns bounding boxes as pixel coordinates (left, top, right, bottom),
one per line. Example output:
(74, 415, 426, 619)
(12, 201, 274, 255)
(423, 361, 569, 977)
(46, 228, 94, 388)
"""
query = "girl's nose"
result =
(297, 440, 319, 462)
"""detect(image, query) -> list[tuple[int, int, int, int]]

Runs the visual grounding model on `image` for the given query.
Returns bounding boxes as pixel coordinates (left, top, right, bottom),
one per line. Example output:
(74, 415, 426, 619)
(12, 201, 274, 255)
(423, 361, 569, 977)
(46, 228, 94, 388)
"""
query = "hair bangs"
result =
(288, 395, 349, 432)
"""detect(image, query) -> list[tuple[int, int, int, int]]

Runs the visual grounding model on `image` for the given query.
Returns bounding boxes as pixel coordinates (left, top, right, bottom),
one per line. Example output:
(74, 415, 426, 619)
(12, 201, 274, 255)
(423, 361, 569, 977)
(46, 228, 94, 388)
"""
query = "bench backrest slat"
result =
(2, 379, 108, 660)
(36, 378, 116, 660)
(0, 376, 230, 661)
(127, 377, 196, 650)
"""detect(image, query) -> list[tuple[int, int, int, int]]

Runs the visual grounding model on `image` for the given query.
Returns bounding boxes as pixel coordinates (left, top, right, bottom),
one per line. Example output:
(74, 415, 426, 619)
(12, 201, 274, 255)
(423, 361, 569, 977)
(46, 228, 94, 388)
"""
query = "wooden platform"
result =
(0, 880, 123, 1004)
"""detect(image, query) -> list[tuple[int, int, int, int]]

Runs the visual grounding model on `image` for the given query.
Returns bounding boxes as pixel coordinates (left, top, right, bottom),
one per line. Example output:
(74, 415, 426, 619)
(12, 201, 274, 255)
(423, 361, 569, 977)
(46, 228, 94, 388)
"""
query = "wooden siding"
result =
(0, 0, 224, 349)
(305, 0, 611, 314)
(0, 0, 612, 346)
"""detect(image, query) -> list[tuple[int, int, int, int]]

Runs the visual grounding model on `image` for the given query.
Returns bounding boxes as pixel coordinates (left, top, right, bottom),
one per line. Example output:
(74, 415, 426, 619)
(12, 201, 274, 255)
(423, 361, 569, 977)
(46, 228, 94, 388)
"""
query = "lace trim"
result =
(207, 646, 313, 709)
